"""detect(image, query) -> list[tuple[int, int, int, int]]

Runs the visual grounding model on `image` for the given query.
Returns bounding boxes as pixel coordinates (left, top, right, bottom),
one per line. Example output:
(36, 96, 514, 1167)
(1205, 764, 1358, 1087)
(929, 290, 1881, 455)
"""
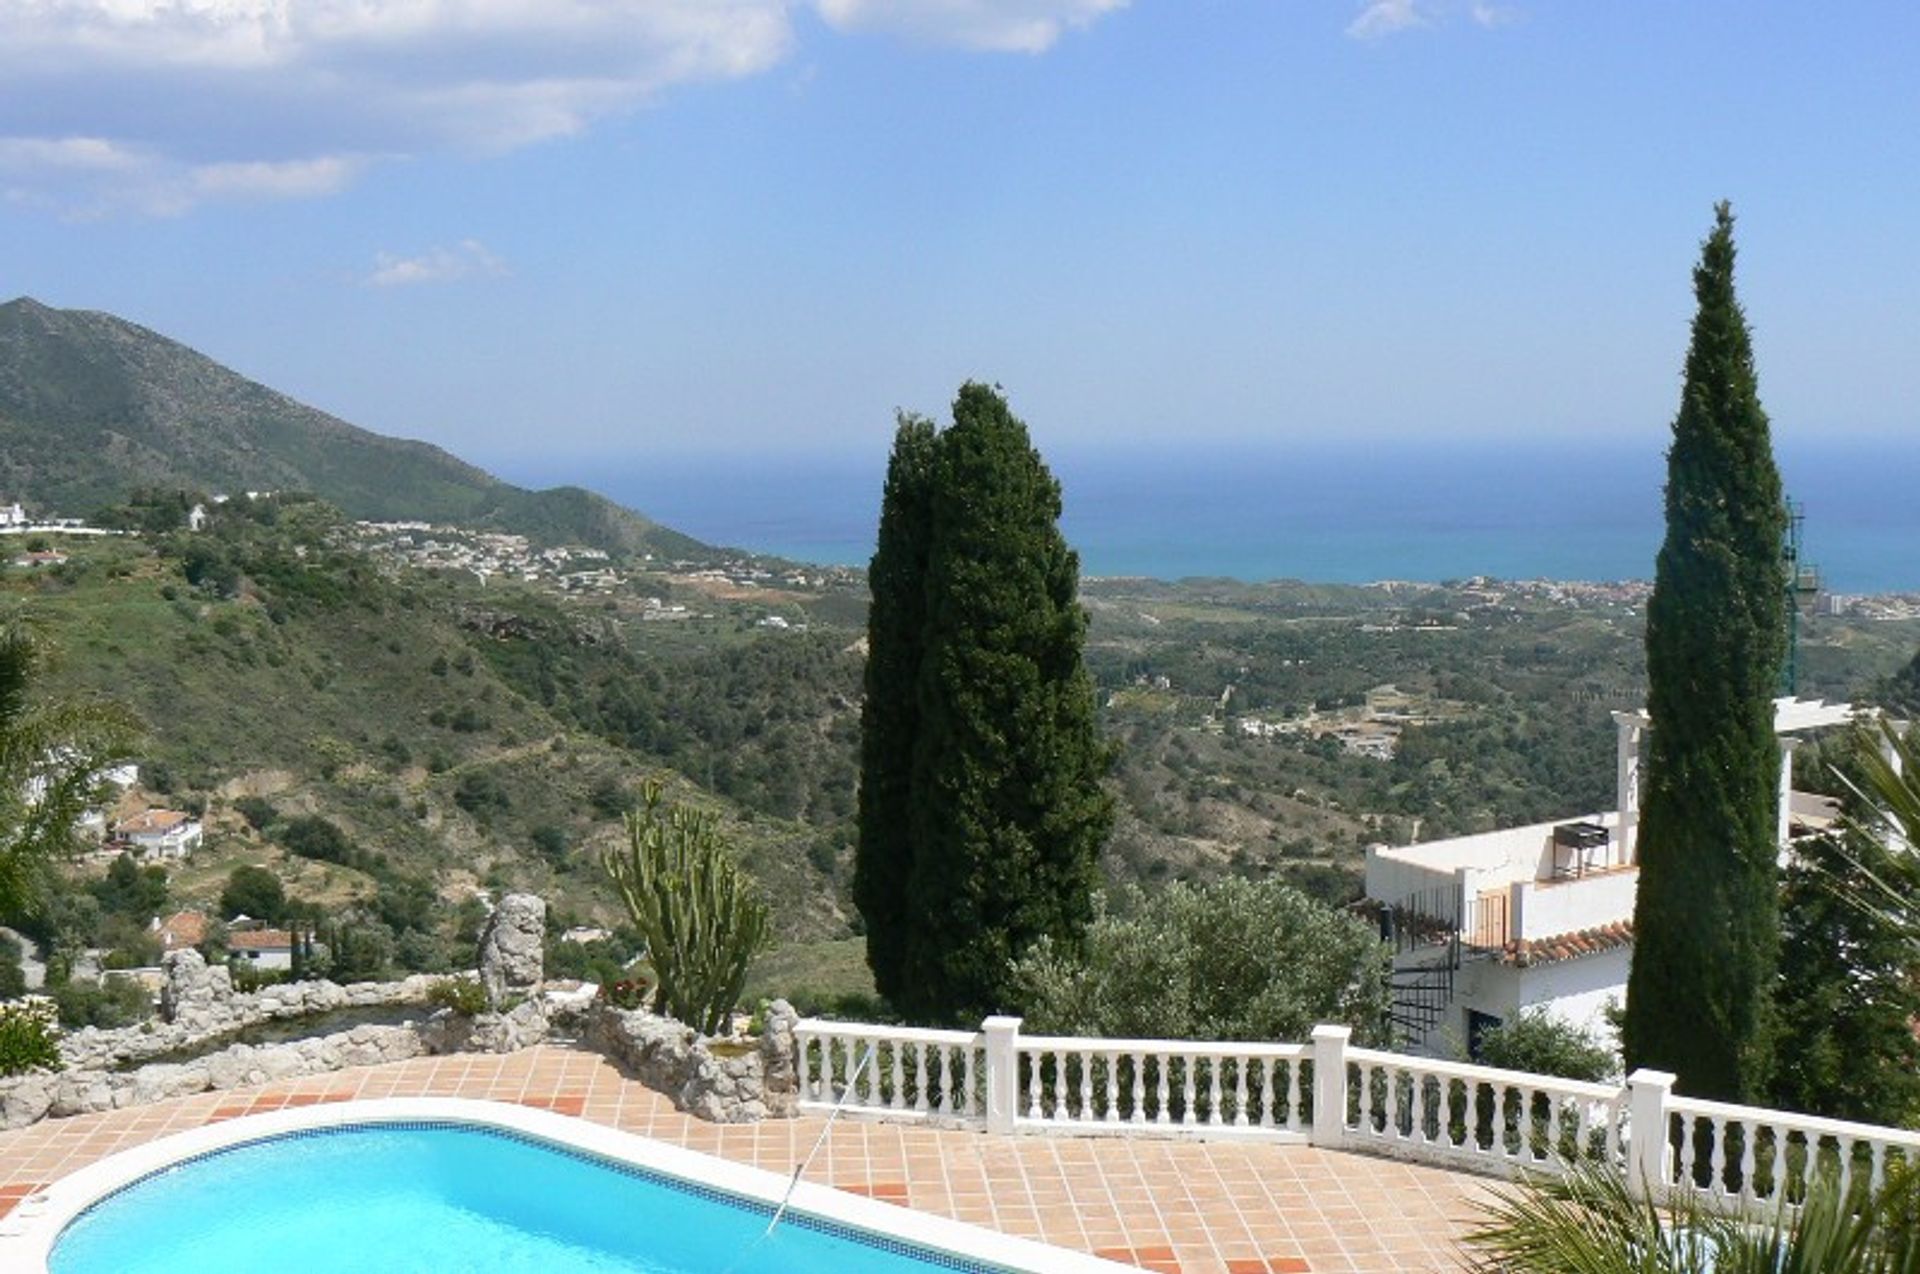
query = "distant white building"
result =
(117, 809, 204, 860)
(1364, 696, 1858, 1059)
(0, 502, 24, 527)
(228, 928, 295, 970)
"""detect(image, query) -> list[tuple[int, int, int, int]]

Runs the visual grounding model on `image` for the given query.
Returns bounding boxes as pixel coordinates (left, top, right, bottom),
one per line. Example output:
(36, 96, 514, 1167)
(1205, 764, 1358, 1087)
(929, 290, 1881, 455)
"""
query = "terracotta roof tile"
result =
(120, 809, 193, 835)
(1499, 920, 1634, 968)
(154, 910, 207, 949)
(229, 929, 293, 952)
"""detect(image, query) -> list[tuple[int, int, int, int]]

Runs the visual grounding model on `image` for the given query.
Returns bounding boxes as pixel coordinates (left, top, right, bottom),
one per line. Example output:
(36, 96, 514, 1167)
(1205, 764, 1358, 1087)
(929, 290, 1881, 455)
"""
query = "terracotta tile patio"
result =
(0, 1044, 1497, 1272)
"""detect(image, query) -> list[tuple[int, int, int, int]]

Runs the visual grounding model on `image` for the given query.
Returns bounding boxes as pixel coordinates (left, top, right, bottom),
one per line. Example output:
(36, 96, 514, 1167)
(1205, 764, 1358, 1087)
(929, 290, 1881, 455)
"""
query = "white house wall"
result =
(1514, 869, 1638, 941)
(1366, 812, 1622, 900)
(1417, 947, 1630, 1059)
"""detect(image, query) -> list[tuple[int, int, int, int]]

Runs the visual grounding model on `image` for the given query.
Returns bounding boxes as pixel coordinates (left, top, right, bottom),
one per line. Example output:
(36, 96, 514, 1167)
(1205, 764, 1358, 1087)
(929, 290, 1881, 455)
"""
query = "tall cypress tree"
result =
(1623, 203, 1788, 1101)
(854, 413, 939, 1005)
(856, 383, 1112, 1023)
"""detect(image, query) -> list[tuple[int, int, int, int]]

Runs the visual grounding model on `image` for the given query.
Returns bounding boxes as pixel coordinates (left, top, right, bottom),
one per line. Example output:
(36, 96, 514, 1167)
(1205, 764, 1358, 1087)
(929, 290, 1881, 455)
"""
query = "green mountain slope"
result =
(11, 511, 856, 951)
(0, 297, 708, 559)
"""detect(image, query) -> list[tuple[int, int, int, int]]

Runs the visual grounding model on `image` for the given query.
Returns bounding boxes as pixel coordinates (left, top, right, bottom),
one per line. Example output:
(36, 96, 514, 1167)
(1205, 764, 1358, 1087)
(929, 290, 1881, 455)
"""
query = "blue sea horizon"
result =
(494, 438, 1920, 593)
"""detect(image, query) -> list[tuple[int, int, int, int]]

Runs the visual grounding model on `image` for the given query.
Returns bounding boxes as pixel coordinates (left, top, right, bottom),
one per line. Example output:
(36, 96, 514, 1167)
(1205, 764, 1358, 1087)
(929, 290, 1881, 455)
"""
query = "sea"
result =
(498, 438, 1920, 593)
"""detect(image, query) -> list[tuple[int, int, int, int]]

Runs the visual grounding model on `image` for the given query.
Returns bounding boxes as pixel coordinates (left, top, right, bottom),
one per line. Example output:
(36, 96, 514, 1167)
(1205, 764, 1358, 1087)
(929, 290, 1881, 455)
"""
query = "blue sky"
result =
(2, 1, 1916, 477)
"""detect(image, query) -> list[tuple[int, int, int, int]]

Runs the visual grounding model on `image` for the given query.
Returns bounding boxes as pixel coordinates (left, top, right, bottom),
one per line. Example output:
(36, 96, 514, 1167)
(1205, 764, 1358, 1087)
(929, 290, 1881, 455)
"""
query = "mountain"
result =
(0, 297, 709, 558)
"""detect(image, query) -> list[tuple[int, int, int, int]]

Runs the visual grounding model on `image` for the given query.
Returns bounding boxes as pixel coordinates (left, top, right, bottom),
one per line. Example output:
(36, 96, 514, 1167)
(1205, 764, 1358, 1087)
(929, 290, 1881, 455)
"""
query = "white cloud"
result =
(815, 0, 1127, 54)
(367, 240, 508, 288)
(0, 0, 1129, 215)
(0, 133, 366, 216)
(1346, 0, 1516, 40)
(1346, 0, 1426, 40)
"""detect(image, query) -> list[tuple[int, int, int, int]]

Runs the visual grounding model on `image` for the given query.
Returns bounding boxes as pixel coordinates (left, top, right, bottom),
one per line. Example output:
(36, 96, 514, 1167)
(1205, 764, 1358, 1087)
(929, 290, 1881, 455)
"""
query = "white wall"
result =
(1412, 947, 1630, 1060)
(1518, 946, 1630, 1050)
(1367, 811, 1622, 901)
(1514, 868, 1638, 941)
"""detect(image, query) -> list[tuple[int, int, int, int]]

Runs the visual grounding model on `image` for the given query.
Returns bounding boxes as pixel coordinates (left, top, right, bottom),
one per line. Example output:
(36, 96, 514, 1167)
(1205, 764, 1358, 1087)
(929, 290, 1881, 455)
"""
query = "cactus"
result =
(603, 780, 770, 1037)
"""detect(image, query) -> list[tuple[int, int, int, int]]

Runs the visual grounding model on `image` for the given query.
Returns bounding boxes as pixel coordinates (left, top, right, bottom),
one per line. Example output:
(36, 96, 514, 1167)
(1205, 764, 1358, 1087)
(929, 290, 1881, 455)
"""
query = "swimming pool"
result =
(10, 1099, 1128, 1274)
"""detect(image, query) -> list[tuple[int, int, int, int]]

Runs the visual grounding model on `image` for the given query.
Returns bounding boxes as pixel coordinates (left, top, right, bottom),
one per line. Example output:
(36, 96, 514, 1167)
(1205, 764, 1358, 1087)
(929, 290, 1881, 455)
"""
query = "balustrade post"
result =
(1309, 1024, 1351, 1149)
(983, 1015, 1022, 1136)
(1626, 1069, 1675, 1200)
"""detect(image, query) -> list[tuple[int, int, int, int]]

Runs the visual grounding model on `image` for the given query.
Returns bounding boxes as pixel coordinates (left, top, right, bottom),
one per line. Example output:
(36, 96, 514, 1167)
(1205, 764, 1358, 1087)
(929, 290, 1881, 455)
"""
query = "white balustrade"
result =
(1660, 1093, 1920, 1211)
(793, 1020, 984, 1125)
(1342, 1045, 1623, 1179)
(1013, 1034, 1311, 1140)
(791, 1016, 1920, 1222)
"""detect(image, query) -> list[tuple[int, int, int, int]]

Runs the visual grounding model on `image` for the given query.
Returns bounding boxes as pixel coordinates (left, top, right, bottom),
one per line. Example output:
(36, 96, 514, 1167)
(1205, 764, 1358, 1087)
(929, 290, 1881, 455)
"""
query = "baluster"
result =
(1386, 1066, 1402, 1140)
(1871, 1141, 1889, 1194)
(1542, 1090, 1561, 1163)
(1284, 1059, 1302, 1132)
(1132, 1051, 1147, 1124)
(1179, 1054, 1197, 1127)
(1737, 1121, 1757, 1202)
(909, 1042, 926, 1114)
(961, 1044, 976, 1117)
(1077, 1051, 1094, 1123)
(1706, 1116, 1729, 1195)
(866, 1040, 883, 1106)
(889, 1040, 905, 1110)
(1409, 1070, 1427, 1145)
(1838, 1136, 1857, 1196)
(1105, 1051, 1120, 1123)
(1677, 1116, 1699, 1186)
(1233, 1057, 1250, 1128)
(1156, 1053, 1171, 1125)
(935, 1044, 953, 1114)
(1027, 1050, 1044, 1120)
(1760, 1125, 1784, 1206)
(1206, 1056, 1224, 1126)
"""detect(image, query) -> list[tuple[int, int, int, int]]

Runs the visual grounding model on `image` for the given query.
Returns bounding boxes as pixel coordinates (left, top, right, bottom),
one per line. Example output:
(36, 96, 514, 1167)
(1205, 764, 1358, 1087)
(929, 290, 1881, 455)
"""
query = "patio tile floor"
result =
(0, 1044, 1497, 1272)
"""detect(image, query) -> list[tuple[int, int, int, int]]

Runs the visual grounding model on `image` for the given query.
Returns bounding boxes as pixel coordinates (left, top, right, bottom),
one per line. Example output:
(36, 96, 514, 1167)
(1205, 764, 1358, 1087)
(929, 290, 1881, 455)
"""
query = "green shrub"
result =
(1473, 1009, 1617, 1082)
(281, 815, 356, 865)
(0, 998, 60, 1076)
(426, 976, 489, 1016)
(52, 977, 152, 1029)
(1012, 877, 1392, 1044)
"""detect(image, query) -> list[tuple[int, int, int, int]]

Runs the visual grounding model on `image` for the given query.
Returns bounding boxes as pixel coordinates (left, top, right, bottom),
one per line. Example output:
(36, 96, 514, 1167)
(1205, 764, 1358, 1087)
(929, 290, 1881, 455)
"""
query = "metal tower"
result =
(1782, 498, 1822, 694)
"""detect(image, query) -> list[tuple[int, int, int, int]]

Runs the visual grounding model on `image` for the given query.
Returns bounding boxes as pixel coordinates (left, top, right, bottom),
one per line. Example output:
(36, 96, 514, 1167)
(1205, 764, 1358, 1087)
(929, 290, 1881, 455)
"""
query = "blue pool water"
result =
(50, 1124, 991, 1274)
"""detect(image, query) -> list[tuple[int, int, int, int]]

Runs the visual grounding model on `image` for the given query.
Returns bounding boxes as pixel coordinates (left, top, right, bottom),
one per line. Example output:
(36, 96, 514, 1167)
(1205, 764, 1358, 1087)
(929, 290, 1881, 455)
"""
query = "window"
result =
(1466, 1009, 1503, 1062)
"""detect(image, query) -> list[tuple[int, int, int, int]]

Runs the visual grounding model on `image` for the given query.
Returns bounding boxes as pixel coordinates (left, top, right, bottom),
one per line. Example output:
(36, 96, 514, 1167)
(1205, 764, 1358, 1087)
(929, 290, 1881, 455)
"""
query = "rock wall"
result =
(57, 949, 442, 1073)
(0, 902, 805, 1133)
(477, 893, 545, 1008)
(2, 1023, 432, 1130)
(587, 999, 799, 1124)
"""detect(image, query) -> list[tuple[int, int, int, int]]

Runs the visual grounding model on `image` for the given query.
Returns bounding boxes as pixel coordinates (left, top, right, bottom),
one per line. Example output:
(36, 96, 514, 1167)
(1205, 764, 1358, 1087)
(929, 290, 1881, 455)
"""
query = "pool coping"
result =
(1, 1095, 1139, 1273)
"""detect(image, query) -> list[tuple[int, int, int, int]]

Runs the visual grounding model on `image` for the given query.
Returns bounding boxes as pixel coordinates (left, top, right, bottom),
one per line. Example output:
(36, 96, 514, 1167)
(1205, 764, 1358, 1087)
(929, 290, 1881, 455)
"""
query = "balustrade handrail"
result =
(782, 1015, 1920, 1216)
(1019, 1033, 1309, 1060)
(794, 1019, 980, 1046)
(1664, 1093, 1920, 1148)
(1345, 1045, 1621, 1100)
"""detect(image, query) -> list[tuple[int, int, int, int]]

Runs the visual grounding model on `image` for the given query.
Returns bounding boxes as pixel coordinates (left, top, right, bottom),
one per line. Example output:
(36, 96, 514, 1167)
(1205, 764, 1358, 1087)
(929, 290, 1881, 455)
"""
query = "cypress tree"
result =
(896, 384, 1113, 1022)
(854, 413, 939, 1005)
(1622, 203, 1788, 1100)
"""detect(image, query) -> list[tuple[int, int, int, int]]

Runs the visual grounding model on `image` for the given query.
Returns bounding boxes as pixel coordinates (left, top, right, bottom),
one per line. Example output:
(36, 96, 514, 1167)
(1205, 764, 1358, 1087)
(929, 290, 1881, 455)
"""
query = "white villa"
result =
(1364, 695, 1861, 1058)
(116, 808, 204, 860)
(228, 928, 295, 970)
